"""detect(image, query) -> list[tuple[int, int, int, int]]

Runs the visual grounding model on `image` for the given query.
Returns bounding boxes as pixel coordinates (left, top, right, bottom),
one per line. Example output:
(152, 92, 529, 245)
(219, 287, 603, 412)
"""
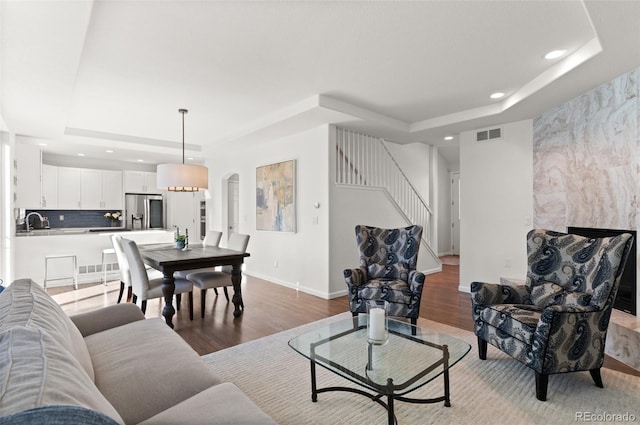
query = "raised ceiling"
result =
(2, 0, 639, 165)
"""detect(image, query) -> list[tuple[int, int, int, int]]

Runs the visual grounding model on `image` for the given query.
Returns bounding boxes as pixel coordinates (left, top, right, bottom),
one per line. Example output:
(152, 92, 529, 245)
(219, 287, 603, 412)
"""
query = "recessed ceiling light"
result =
(105, 150, 113, 153)
(490, 92, 505, 99)
(444, 136, 454, 141)
(38, 143, 47, 147)
(544, 49, 567, 60)
(77, 153, 85, 157)
(187, 157, 194, 160)
(137, 159, 144, 162)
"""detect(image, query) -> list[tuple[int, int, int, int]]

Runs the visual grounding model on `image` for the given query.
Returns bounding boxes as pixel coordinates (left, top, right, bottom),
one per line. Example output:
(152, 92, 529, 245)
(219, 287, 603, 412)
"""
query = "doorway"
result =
(226, 174, 239, 240)
(451, 171, 460, 256)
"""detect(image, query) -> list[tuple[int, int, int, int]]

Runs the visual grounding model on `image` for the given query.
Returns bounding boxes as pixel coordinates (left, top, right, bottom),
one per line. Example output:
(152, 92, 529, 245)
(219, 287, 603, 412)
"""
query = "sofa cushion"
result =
(480, 304, 542, 344)
(0, 327, 123, 424)
(530, 282, 592, 308)
(0, 405, 119, 425)
(84, 318, 222, 424)
(357, 279, 412, 305)
(138, 383, 277, 425)
(0, 279, 94, 381)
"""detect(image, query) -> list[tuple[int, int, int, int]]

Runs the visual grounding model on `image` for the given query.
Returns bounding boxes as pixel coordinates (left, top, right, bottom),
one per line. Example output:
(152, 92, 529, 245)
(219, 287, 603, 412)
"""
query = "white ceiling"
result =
(2, 0, 639, 165)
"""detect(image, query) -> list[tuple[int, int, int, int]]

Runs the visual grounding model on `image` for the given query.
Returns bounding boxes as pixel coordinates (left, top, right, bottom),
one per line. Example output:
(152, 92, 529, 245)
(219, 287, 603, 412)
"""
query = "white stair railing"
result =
(335, 127, 435, 251)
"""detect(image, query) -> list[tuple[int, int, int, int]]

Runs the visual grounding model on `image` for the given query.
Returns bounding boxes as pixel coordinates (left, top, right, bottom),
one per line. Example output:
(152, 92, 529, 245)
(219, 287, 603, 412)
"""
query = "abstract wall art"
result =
(256, 159, 296, 232)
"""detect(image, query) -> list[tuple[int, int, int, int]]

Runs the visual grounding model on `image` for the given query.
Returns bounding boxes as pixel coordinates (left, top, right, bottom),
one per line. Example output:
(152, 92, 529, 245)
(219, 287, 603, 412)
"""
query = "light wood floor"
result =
(52, 258, 639, 377)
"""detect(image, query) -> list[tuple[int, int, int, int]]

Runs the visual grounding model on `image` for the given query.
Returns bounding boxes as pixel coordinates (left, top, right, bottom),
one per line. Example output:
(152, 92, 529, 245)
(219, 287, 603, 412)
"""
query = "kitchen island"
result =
(14, 229, 174, 287)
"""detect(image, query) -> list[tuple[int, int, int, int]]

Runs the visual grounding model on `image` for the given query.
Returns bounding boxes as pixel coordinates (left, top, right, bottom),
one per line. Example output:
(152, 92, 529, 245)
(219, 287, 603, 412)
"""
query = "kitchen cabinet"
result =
(81, 169, 123, 209)
(124, 171, 158, 194)
(57, 168, 82, 209)
(41, 164, 58, 209)
(81, 169, 103, 209)
(14, 143, 42, 208)
(102, 170, 123, 209)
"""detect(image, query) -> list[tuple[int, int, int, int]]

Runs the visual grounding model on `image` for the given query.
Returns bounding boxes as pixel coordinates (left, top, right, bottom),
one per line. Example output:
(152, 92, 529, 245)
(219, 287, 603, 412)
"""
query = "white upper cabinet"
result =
(41, 164, 58, 209)
(57, 167, 82, 209)
(124, 170, 159, 194)
(81, 169, 123, 210)
(81, 169, 103, 209)
(14, 143, 41, 208)
(102, 170, 123, 209)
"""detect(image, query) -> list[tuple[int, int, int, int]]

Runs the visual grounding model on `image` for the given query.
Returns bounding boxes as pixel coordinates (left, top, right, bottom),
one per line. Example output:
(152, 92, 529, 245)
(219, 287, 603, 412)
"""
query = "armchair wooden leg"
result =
(132, 294, 138, 305)
(535, 372, 548, 401)
(213, 288, 219, 295)
(200, 289, 207, 318)
(478, 337, 487, 360)
(176, 294, 182, 311)
(126, 286, 133, 303)
(117, 281, 125, 304)
(589, 368, 604, 388)
(223, 287, 230, 302)
(141, 299, 147, 314)
(188, 291, 194, 321)
(411, 317, 417, 336)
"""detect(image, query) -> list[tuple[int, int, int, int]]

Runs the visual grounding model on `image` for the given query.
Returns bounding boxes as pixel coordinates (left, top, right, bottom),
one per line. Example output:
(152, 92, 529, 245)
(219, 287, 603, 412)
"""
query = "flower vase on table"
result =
(175, 227, 188, 250)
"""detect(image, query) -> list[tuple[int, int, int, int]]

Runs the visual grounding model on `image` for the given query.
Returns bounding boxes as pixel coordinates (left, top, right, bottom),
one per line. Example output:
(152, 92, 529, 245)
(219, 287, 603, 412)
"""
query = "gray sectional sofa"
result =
(0, 279, 276, 424)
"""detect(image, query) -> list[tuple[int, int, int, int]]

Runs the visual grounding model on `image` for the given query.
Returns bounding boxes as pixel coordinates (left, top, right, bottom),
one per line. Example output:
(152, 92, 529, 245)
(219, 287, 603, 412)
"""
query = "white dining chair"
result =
(119, 237, 195, 320)
(186, 233, 250, 318)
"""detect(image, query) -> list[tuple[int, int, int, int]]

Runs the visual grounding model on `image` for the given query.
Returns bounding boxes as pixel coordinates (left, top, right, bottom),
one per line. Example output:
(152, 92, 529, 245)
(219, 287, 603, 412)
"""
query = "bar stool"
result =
(44, 254, 78, 290)
(101, 248, 116, 285)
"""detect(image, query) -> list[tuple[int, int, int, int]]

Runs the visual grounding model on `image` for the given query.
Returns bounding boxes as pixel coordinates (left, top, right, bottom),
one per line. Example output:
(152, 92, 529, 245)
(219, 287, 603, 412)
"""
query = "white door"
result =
(227, 175, 239, 239)
(451, 172, 461, 255)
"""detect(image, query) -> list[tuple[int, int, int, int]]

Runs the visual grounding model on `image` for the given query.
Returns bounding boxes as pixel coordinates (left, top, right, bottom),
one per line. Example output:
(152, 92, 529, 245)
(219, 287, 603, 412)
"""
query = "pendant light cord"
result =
(179, 108, 188, 165)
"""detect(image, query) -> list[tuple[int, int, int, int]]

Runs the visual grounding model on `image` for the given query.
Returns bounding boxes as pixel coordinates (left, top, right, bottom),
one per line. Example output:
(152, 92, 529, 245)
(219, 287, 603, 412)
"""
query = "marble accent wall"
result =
(533, 68, 639, 232)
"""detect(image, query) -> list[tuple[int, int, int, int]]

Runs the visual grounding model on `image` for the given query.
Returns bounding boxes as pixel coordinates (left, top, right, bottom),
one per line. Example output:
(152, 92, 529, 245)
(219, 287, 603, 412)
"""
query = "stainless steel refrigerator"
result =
(124, 193, 165, 230)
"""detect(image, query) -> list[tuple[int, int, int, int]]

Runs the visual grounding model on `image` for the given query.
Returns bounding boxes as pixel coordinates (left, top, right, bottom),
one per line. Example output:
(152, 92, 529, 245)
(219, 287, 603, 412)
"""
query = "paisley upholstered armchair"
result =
(344, 224, 425, 327)
(471, 229, 633, 401)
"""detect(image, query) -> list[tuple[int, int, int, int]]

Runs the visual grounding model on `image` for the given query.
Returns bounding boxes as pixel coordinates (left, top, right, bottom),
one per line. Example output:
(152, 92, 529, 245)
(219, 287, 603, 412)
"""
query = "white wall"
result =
(436, 148, 452, 255)
(384, 141, 430, 202)
(206, 125, 331, 298)
(0, 130, 15, 284)
(459, 119, 533, 292)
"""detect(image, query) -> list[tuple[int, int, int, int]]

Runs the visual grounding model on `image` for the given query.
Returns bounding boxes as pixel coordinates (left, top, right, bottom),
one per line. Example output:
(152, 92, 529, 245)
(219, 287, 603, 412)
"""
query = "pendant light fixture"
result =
(157, 108, 208, 192)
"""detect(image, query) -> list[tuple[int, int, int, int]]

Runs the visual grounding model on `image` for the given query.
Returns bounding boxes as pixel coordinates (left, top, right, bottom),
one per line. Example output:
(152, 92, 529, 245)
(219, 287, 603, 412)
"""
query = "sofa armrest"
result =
(470, 281, 530, 306)
(343, 266, 367, 288)
(70, 303, 145, 337)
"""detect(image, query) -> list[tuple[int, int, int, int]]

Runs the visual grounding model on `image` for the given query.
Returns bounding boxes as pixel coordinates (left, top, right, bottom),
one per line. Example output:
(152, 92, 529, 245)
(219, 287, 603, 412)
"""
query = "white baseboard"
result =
(243, 271, 337, 300)
(458, 284, 471, 293)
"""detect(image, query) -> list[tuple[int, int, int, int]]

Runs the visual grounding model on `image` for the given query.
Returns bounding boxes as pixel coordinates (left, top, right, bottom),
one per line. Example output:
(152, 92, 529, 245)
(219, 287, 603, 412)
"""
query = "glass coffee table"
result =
(288, 315, 470, 425)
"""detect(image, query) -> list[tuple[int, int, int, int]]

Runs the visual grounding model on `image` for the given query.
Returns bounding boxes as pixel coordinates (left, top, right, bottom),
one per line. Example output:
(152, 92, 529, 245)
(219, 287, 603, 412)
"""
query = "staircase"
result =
(335, 127, 441, 268)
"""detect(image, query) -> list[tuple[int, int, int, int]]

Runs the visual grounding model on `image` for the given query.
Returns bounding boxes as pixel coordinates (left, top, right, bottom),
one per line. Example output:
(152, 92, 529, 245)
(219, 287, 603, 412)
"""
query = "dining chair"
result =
(110, 234, 164, 304)
(186, 233, 250, 318)
(119, 238, 195, 320)
(173, 230, 223, 278)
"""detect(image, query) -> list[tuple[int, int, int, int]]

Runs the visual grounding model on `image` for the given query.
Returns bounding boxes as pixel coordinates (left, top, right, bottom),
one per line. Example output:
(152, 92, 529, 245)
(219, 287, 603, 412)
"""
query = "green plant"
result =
(175, 227, 186, 243)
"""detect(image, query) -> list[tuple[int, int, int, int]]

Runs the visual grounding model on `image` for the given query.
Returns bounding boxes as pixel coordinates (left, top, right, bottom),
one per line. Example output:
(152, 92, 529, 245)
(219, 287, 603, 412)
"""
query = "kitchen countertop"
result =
(15, 228, 169, 237)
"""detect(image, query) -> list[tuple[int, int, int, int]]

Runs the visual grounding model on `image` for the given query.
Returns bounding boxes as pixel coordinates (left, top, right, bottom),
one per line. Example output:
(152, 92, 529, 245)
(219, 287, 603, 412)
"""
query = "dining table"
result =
(138, 243, 250, 328)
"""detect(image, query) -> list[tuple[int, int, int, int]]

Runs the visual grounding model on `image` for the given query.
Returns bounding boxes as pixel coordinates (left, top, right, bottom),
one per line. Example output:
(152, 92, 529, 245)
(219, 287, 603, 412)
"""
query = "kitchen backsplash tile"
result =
(24, 210, 124, 229)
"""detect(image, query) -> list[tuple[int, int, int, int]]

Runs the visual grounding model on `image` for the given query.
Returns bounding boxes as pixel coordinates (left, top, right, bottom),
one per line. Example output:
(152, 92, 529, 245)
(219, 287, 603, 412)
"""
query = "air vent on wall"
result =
(476, 127, 502, 142)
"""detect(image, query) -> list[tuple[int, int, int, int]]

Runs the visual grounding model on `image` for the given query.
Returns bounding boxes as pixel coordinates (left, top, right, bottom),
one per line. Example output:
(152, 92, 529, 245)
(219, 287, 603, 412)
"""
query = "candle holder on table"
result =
(366, 299, 388, 345)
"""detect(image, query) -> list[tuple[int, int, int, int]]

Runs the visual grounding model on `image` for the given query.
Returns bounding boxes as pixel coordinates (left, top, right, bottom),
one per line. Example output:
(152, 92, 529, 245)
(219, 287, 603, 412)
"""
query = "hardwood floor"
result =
(52, 258, 638, 377)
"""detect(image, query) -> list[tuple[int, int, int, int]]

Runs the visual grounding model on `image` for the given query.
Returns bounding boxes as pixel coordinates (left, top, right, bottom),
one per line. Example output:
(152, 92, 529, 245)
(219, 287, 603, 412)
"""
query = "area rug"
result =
(201, 313, 640, 424)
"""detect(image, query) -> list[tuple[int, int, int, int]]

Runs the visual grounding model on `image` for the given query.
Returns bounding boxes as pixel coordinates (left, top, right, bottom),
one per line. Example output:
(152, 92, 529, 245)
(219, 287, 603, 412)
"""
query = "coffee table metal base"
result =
(309, 358, 451, 425)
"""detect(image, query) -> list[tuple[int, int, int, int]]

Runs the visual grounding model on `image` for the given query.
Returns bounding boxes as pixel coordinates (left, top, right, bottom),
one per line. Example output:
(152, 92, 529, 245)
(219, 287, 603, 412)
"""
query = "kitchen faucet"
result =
(25, 212, 44, 232)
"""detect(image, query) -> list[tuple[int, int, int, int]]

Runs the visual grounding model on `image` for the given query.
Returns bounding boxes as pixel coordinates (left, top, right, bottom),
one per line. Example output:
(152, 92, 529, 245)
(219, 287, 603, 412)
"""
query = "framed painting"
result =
(256, 159, 296, 232)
